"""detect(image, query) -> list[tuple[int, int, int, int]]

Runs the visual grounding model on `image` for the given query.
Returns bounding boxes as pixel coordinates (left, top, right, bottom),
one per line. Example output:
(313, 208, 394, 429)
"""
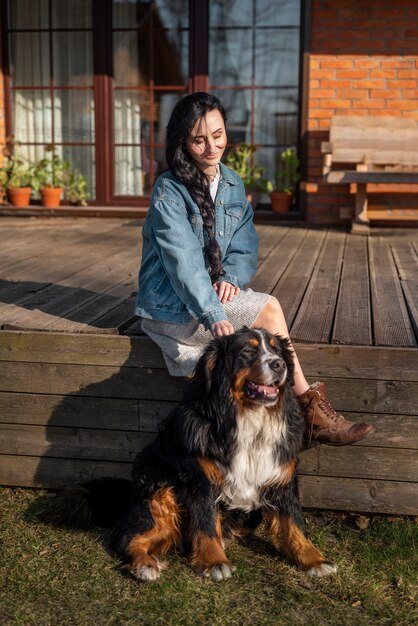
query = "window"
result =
(3, 0, 302, 203)
(6, 0, 96, 197)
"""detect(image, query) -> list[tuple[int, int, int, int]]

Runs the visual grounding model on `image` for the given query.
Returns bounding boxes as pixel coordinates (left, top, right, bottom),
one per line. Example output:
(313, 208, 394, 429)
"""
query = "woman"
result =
(135, 92, 373, 446)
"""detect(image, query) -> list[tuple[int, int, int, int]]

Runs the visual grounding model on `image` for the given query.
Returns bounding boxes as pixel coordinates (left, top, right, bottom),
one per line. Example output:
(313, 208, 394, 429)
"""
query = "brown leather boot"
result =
(297, 382, 375, 446)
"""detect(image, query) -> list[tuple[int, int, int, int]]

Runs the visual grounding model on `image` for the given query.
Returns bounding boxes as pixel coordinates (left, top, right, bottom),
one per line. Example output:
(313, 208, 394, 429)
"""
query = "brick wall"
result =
(306, 0, 418, 224)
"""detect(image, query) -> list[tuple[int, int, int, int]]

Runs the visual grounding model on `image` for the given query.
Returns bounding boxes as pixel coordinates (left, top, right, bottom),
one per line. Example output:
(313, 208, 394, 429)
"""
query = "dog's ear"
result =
(192, 336, 229, 397)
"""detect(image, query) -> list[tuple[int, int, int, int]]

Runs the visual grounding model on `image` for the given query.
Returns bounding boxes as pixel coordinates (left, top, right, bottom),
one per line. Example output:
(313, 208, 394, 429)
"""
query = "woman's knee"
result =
(252, 296, 286, 332)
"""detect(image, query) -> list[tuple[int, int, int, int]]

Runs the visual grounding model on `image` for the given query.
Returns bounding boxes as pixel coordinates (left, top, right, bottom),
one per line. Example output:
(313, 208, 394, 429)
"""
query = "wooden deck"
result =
(0, 218, 417, 514)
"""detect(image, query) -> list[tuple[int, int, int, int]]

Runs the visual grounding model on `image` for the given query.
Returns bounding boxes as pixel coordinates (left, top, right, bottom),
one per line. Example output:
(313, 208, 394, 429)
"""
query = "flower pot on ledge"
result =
(7, 187, 32, 207)
(40, 187, 63, 208)
(269, 191, 293, 213)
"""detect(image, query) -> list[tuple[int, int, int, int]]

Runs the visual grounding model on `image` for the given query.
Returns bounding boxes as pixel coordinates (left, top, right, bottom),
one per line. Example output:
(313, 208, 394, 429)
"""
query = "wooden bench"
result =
(321, 116, 418, 230)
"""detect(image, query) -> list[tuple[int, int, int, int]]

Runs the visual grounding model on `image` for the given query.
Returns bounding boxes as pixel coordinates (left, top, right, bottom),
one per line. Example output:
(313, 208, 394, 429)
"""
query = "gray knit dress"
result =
(140, 288, 272, 377)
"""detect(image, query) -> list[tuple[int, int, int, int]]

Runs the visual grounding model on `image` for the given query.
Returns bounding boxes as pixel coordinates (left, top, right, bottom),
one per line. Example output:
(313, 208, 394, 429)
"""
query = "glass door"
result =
(6, 0, 95, 197)
(112, 0, 189, 197)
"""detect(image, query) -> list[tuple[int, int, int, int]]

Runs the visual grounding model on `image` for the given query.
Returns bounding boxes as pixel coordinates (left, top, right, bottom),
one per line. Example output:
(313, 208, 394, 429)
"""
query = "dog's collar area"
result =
(244, 379, 280, 401)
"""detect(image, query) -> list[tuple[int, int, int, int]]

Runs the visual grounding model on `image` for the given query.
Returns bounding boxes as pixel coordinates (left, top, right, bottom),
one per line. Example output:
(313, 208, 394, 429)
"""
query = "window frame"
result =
(1, 0, 310, 208)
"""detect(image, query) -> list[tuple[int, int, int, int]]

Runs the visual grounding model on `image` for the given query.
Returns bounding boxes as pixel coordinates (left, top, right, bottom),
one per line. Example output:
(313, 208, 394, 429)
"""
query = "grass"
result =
(1, 487, 417, 626)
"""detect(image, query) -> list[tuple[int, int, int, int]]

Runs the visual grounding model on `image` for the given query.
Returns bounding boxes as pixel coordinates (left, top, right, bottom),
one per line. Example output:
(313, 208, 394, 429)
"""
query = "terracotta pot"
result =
(269, 191, 292, 213)
(40, 187, 63, 208)
(7, 187, 32, 208)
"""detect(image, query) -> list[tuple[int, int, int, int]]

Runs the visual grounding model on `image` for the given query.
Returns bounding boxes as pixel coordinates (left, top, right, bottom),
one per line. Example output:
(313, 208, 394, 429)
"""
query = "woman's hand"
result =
(210, 320, 235, 337)
(213, 281, 240, 304)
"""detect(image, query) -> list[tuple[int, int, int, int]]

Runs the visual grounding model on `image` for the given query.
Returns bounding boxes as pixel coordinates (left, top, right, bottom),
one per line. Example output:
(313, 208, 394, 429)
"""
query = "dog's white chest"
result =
(220, 410, 288, 512)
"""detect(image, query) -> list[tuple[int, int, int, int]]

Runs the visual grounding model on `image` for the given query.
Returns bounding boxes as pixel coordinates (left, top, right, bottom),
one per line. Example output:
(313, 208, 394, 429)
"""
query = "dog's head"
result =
(193, 327, 294, 409)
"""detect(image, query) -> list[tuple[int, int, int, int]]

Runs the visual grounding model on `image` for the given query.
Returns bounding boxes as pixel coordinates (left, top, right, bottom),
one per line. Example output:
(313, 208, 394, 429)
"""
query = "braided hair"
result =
(165, 92, 226, 283)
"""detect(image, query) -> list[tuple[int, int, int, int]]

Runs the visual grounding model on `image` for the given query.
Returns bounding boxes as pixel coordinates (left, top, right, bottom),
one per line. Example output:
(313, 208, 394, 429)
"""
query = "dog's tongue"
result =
(247, 380, 278, 397)
(257, 384, 277, 395)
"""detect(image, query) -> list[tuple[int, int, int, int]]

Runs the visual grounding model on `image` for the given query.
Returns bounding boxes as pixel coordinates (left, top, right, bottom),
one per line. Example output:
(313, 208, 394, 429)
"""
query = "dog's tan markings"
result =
(198, 457, 224, 485)
(125, 487, 182, 579)
(232, 367, 252, 405)
(265, 512, 328, 572)
(249, 338, 259, 348)
(269, 337, 277, 348)
(190, 515, 233, 580)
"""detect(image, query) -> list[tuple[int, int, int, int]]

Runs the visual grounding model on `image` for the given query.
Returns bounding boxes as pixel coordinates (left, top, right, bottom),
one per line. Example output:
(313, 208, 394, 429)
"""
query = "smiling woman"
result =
(135, 92, 374, 448)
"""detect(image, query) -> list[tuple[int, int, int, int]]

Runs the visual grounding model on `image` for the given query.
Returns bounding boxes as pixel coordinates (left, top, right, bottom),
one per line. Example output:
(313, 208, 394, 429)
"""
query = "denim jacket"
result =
(135, 162, 259, 330)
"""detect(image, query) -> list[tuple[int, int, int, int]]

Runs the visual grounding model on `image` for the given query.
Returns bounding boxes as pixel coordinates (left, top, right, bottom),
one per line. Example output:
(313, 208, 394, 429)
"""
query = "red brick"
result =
(309, 80, 320, 89)
(352, 79, 386, 89)
(352, 99, 385, 109)
(387, 99, 418, 110)
(381, 59, 415, 69)
(372, 109, 401, 117)
(335, 110, 367, 117)
(308, 119, 319, 130)
(336, 89, 368, 99)
(320, 79, 351, 89)
(398, 70, 418, 79)
(336, 70, 368, 79)
(403, 90, 418, 98)
(403, 111, 418, 120)
(370, 90, 401, 99)
(353, 59, 382, 69)
(310, 69, 336, 80)
(320, 59, 354, 69)
(309, 109, 334, 119)
(388, 80, 417, 89)
(310, 89, 336, 99)
(370, 69, 397, 79)
(309, 99, 319, 109)
(320, 99, 352, 109)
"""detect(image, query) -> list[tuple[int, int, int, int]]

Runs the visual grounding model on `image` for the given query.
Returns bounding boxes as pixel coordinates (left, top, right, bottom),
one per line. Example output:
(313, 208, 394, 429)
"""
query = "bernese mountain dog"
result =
(40, 327, 337, 582)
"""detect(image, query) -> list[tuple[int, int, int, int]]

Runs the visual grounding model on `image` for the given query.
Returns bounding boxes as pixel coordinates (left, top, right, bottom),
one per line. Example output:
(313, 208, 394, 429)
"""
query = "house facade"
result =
(0, 0, 417, 224)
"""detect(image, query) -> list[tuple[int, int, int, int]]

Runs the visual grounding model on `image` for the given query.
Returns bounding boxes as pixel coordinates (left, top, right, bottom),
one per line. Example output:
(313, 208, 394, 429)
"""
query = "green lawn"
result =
(1, 487, 417, 626)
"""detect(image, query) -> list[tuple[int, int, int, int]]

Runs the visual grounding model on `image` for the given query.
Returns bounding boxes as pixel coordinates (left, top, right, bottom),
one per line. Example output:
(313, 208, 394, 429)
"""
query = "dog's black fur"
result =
(39, 327, 336, 581)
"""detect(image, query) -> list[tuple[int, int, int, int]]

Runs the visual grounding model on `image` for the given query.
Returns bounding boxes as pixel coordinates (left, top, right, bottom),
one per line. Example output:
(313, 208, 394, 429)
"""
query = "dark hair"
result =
(165, 92, 227, 283)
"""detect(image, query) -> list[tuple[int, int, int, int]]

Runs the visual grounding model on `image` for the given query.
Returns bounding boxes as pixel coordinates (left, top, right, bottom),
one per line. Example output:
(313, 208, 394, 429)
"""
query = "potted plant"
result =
(0, 141, 35, 207)
(65, 169, 90, 206)
(34, 144, 71, 208)
(226, 143, 271, 206)
(269, 148, 300, 213)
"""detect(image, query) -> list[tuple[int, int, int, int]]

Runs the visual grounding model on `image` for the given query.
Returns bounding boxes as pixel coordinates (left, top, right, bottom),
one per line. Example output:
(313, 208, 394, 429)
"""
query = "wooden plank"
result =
(0, 361, 188, 402)
(300, 446, 418, 483)
(1, 360, 417, 415)
(45, 275, 137, 332)
(299, 475, 417, 515)
(272, 229, 327, 326)
(0, 454, 131, 488)
(83, 296, 138, 334)
(332, 235, 372, 345)
(290, 230, 346, 343)
(320, 377, 418, 416)
(2, 332, 417, 381)
(369, 237, 416, 347)
(327, 171, 418, 184)
(297, 343, 418, 382)
(0, 423, 154, 463)
(6, 250, 137, 330)
(391, 240, 418, 340)
(255, 225, 291, 264)
(249, 226, 310, 294)
(0, 391, 139, 430)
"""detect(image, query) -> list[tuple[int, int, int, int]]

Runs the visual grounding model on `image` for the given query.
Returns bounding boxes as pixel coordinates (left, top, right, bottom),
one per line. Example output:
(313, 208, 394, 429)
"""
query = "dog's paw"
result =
(195, 562, 236, 581)
(306, 561, 338, 577)
(124, 557, 166, 582)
